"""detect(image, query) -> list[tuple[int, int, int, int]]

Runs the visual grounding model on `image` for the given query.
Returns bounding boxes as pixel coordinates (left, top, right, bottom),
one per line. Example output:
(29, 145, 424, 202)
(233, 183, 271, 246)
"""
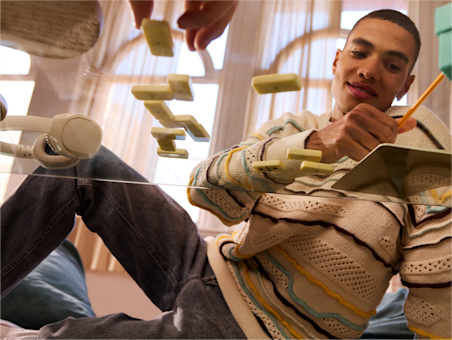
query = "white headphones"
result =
(0, 114, 103, 170)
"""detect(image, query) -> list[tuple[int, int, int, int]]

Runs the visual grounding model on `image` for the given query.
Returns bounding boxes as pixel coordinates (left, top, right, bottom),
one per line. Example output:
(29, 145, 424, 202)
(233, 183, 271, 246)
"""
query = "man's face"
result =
(331, 18, 416, 119)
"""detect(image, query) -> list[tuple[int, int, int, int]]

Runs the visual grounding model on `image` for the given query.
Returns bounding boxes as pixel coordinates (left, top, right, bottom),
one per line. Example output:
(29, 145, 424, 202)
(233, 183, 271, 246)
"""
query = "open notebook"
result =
(332, 144, 451, 199)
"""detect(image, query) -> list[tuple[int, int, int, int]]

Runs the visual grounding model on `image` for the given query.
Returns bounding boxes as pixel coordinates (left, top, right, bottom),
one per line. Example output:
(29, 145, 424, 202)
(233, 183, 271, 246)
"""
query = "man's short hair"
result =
(347, 9, 421, 74)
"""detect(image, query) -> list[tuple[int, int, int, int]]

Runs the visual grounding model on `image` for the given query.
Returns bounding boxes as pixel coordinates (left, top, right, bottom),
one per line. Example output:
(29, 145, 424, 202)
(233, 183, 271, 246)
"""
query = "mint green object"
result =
(435, 3, 452, 80)
(439, 30, 452, 80)
(435, 3, 452, 35)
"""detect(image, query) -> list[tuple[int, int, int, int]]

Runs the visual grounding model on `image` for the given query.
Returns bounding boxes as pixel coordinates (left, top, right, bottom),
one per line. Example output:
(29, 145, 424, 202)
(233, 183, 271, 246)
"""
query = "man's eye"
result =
(388, 64, 401, 71)
(352, 51, 366, 57)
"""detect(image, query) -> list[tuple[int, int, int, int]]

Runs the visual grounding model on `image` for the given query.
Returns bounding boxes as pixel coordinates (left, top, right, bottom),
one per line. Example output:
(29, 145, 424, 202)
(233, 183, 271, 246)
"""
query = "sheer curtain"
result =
(244, 0, 342, 135)
(69, 0, 184, 180)
(67, 0, 186, 272)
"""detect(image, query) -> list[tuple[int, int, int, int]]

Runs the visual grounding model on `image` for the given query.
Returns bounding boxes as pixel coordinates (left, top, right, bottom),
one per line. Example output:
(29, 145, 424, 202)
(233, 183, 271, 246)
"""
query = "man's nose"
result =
(357, 58, 381, 81)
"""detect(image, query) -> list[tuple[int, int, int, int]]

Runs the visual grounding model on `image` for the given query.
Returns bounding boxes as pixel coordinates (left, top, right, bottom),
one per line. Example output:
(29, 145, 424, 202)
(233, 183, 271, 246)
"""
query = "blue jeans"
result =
(1, 146, 246, 339)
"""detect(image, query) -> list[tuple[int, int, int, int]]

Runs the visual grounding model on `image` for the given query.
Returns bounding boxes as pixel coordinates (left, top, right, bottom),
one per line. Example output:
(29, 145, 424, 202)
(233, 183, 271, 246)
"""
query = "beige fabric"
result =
(194, 105, 451, 339)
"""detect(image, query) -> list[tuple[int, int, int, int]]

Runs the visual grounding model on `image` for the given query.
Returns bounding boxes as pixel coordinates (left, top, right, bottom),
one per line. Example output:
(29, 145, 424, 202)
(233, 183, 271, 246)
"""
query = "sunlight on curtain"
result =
(245, 0, 342, 135)
(69, 0, 184, 181)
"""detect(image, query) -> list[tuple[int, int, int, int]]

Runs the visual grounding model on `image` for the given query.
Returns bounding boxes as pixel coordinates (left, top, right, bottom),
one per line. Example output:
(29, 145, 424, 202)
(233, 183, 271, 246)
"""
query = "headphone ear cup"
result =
(48, 114, 102, 159)
(33, 134, 80, 170)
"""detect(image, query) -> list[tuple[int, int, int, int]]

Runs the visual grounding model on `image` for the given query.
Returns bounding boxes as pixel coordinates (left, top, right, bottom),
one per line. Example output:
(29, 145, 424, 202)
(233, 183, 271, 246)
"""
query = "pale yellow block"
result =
(300, 161, 334, 175)
(173, 114, 198, 125)
(159, 120, 184, 128)
(167, 74, 194, 101)
(141, 19, 173, 57)
(157, 137, 176, 152)
(252, 73, 302, 94)
(173, 115, 210, 142)
(157, 147, 189, 159)
(144, 101, 174, 121)
(252, 160, 285, 172)
(287, 148, 322, 162)
(132, 85, 174, 101)
(150, 127, 186, 140)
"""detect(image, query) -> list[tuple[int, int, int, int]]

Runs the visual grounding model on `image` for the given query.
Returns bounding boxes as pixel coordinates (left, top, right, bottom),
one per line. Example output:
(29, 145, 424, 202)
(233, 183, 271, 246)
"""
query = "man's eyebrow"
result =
(350, 38, 409, 65)
(385, 50, 409, 65)
(351, 37, 374, 49)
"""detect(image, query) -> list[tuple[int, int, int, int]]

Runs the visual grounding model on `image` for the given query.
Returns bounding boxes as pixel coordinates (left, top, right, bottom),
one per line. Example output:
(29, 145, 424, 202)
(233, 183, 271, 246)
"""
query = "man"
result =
(1, 9, 450, 339)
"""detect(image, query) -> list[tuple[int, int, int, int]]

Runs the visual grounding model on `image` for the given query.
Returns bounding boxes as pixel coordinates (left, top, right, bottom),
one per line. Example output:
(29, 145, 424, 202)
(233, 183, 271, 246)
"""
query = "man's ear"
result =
(396, 74, 415, 100)
(332, 49, 342, 75)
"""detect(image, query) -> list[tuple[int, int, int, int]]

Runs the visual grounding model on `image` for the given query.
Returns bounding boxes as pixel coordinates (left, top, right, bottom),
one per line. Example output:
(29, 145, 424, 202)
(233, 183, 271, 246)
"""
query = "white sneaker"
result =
(0, 319, 39, 340)
(1, 1, 102, 59)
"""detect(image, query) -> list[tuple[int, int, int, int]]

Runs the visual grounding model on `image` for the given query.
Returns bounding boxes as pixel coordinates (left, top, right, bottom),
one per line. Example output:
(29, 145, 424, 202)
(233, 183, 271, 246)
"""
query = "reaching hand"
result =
(178, 1, 238, 51)
(129, 0, 154, 29)
(129, 0, 237, 51)
(305, 103, 417, 163)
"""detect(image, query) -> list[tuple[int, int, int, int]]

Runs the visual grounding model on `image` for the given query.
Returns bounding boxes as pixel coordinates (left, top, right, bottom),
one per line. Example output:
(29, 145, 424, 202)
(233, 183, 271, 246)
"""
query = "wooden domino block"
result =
(132, 85, 174, 101)
(252, 160, 285, 172)
(144, 101, 174, 121)
(159, 120, 184, 128)
(150, 127, 186, 140)
(300, 161, 334, 175)
(252, 73, 301, 94)
(287, 148, 322, 162)
(141, 19, 174, 57)
(173, 115, 210, 142)
(157, 137, 176, 152)
(157, 147, 189, 159)
(167, 74, 194, 101)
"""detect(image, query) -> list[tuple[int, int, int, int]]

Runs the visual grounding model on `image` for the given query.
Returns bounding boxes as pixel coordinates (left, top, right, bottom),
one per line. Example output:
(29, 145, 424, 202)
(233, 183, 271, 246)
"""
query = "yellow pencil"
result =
(398, 72, 446, 129)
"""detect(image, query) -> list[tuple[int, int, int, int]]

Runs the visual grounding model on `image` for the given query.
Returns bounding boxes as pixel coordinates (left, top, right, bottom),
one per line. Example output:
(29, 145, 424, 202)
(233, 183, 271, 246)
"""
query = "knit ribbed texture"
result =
(192, 106, 451, 339)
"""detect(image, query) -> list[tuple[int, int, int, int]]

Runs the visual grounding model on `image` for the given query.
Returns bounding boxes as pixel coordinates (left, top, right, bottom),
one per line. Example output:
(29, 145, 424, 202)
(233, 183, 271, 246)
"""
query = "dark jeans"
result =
(1, 146, 245, 339)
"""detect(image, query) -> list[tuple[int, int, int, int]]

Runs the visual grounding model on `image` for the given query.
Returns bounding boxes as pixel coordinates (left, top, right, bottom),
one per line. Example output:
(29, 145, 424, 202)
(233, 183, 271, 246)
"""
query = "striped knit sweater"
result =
(188, 105, 451, 339)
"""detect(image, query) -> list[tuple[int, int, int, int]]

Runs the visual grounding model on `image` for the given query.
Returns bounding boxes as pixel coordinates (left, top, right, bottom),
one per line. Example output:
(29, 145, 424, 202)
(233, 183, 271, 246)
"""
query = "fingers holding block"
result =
(141, 19, 174, 57)
(157, 147, 189, 159)
(168, 74, 194, 101)
(144, 101, 174, 121)
(300, 161, 334, 175)
(252, 73, 302, 94)
(287, 148, 322, 162)
(132, 85, 174, 101)
(253, 160, 285, 172)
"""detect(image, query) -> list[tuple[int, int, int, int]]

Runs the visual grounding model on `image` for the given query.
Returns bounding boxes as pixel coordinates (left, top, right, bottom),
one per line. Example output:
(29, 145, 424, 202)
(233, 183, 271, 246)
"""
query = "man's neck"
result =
(331, 104, 345, 122)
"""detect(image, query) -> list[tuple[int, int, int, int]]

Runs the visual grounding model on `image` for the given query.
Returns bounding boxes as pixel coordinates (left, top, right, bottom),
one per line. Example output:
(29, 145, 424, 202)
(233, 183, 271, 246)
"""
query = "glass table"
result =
(1, 0, 451, 212)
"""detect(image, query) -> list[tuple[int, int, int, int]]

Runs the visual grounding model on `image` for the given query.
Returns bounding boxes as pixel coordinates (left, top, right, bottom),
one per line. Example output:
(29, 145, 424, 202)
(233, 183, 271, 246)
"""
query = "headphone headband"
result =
(0, 114, 102, 169)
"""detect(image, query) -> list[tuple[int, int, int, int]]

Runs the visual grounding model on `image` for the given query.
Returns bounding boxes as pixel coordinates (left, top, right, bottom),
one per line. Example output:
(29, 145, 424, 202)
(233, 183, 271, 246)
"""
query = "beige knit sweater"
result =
(188, 105, 451, 339)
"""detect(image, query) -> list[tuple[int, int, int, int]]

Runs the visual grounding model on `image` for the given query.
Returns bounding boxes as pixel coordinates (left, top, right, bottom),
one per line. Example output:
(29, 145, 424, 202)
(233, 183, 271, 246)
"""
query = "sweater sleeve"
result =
(187, 111, 320, 226)
(396, 105, 452, 339)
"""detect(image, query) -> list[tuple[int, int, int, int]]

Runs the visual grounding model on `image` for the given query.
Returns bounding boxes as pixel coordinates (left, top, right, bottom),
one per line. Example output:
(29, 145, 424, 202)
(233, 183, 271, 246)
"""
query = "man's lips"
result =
(347, 82, 377, 99)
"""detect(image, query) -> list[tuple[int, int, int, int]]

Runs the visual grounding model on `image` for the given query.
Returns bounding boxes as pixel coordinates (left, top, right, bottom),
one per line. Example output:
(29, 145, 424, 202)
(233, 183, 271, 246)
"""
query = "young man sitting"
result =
(1, 9, 450, 340)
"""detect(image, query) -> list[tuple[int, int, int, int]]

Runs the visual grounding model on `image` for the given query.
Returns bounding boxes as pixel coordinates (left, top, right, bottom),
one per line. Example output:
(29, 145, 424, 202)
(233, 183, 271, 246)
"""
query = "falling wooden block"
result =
(141, 19, 173, 57)
(252, 73, 301, 94)
(132, 85, 174, 101)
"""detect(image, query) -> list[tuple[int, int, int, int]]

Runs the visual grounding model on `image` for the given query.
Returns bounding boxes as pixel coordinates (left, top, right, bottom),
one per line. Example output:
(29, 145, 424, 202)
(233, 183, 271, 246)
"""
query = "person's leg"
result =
(360, 288, 414, 339)
(1, 146, 245, 338)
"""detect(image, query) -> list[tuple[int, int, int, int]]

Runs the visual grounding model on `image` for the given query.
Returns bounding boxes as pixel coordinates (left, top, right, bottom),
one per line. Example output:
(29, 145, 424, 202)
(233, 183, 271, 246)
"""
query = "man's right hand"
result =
(305, 103, 417, 163)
